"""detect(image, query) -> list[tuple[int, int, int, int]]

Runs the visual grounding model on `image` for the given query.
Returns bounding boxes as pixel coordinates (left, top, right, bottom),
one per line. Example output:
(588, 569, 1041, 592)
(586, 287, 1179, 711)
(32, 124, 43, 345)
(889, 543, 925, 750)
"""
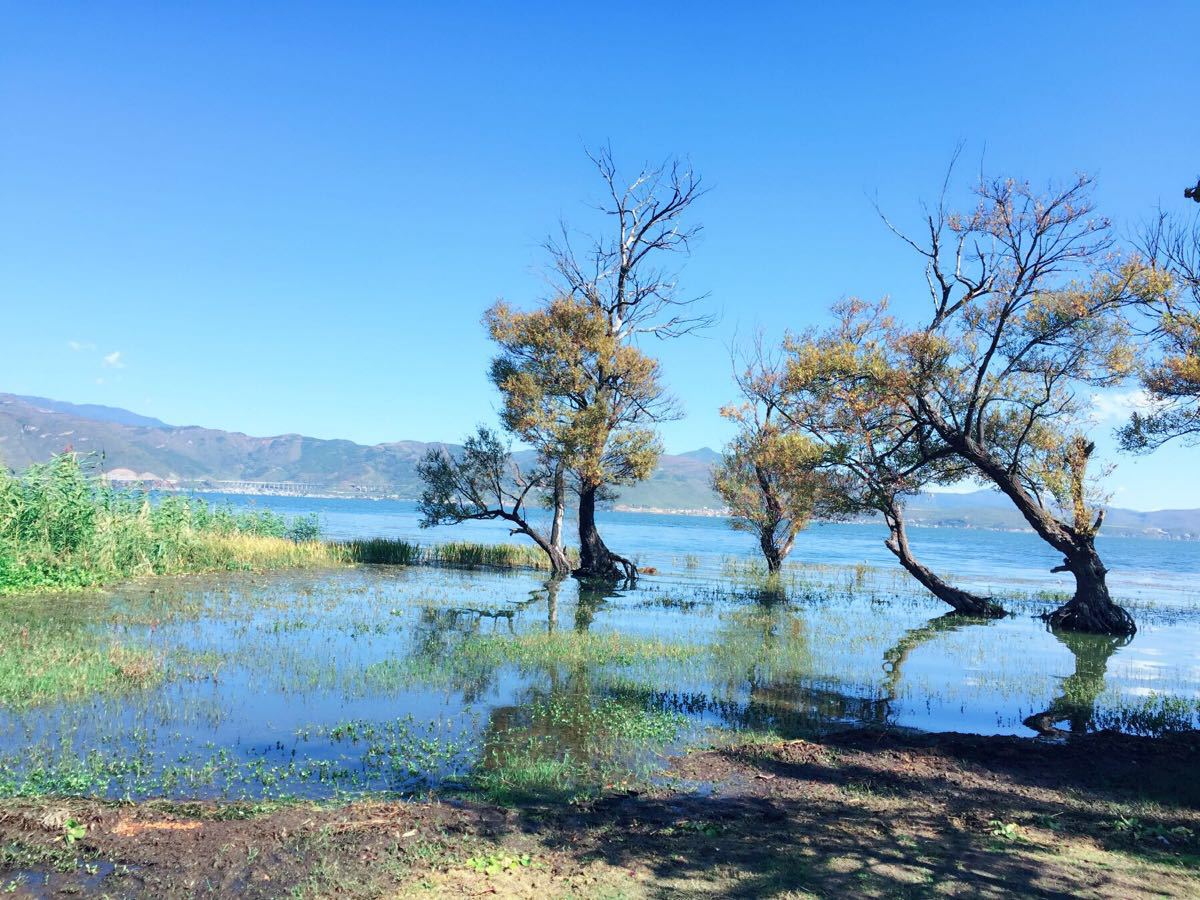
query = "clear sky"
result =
(2, 2, 1198, 510)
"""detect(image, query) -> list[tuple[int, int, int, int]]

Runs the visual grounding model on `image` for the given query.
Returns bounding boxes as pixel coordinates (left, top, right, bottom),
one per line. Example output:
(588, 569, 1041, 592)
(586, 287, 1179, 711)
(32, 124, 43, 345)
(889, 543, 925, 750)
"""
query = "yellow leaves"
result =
(486, 292, 669, 489)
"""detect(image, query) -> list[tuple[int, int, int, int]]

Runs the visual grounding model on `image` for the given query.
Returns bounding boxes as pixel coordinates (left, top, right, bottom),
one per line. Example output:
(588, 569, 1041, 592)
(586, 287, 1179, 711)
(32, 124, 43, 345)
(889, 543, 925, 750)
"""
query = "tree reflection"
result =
(880, 613, 975, 700)
(1023, 629, 1128, 736)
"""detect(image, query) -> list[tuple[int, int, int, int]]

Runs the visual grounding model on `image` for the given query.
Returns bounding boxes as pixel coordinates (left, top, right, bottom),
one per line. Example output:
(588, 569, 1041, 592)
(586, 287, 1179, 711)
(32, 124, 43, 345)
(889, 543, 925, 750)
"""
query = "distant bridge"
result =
(178, 479, 403, 498)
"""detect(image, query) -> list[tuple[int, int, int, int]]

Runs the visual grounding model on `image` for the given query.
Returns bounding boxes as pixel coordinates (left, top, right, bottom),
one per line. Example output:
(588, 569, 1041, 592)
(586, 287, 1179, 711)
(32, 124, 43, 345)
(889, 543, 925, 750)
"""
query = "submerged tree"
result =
(416, 425, 571, 575)
(713, 344, 849, 573)
(860, 173, 1164, 635)
(490, 148, 708, 581)
(778, 302, 1006, 617)
(1121, 212, 1200, 450)
(486, 295, 670, 581)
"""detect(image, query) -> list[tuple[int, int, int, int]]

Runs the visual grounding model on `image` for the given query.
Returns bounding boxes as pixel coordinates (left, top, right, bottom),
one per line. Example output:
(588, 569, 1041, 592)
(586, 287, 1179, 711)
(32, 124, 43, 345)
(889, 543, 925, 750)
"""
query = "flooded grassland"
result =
(1, 558, 1198, 897)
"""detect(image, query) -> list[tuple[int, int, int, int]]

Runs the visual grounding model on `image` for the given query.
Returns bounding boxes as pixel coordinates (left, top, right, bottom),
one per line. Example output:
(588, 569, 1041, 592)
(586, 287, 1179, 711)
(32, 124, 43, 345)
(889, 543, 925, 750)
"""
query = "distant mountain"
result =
(903, 490, 1200, 539)
(1, 393, 1197, 538)
(13, 395, 171, 429)
(0, 393, 720, 507)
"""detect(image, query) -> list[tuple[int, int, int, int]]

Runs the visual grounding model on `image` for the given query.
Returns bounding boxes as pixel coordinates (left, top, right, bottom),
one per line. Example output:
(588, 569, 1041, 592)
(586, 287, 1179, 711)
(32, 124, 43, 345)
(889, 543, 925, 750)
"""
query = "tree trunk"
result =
(1045, 538, 1136, 636)
(759, 530, 783, 574)
(754, 464, 792, 575)
(575, 482, 636, 581)
(502, 512, 571, 577)
(528, 530, 572, 577)
(549, 463, 565, 553)
(884, 505, 1005, 618)
(925, 420, 1136, 636)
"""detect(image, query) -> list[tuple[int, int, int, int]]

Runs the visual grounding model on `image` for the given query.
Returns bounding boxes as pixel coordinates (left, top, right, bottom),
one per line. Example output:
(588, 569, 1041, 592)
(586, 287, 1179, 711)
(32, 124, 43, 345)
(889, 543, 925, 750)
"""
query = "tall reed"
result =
(0, 454, 335, 593)
(337, 537, 577, 571)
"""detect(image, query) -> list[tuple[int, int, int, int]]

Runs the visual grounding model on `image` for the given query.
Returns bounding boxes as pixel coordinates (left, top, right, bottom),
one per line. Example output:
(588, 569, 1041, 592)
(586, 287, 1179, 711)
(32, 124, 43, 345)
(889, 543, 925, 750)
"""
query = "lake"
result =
(214, 494, 1200, 606)
(0, 496, 1197, 803)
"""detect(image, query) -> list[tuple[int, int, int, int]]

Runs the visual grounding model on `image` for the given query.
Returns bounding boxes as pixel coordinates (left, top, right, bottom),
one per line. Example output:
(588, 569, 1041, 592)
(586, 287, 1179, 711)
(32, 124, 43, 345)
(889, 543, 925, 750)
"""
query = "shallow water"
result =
(213, 495, 1200, 607)
(1, 551, 1198, 801)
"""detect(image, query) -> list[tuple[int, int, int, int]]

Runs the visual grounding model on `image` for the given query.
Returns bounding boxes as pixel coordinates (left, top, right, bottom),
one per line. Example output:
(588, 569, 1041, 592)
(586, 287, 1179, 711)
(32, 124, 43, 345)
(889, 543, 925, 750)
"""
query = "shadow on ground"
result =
(2, 727, 1198, 898)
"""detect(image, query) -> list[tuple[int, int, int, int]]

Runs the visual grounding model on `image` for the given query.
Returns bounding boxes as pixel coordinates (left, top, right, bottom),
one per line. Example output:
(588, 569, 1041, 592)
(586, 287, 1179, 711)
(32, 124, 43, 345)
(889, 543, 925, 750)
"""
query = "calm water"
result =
(0, 498, 1197, 801)
(219, 494, 1200, 606)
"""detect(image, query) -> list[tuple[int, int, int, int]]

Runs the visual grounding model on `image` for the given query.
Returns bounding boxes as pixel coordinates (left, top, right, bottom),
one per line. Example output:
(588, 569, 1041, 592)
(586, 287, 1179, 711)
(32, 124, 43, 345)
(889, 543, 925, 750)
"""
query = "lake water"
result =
(216, 494, 1200, 607)
(0, 496, 1197, 802)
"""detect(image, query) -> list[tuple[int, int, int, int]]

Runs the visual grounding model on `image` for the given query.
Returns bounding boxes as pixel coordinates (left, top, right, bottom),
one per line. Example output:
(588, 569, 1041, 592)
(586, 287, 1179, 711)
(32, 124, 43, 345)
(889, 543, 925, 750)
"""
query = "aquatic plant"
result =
(338, 537, 577, 572)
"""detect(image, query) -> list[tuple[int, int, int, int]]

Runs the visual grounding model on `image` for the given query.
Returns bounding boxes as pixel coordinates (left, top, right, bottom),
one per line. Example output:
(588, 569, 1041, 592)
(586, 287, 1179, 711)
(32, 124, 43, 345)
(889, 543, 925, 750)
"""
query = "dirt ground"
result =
(2, 728, 1198, 898)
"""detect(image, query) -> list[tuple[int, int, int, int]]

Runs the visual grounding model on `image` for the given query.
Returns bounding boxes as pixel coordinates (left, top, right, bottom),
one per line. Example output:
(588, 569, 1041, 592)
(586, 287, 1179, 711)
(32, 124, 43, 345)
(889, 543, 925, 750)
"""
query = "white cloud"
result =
(67, 340, 96, 352)
(102, 351, 126, 369)
(1089, 389, 1159, 424)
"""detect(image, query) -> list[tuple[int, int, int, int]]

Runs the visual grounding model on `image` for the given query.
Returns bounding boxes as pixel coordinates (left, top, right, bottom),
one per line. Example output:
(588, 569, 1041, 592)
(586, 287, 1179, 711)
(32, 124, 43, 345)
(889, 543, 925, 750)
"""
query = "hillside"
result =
(2, 393, 1197, 538)
(0, 393, 721, 507)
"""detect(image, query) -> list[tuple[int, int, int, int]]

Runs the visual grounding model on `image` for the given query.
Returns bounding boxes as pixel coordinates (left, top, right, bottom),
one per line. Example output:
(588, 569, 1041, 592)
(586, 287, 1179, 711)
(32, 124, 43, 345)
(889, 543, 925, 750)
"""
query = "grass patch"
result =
(337, 537, 423, 566)
(0, 619, 160, 708)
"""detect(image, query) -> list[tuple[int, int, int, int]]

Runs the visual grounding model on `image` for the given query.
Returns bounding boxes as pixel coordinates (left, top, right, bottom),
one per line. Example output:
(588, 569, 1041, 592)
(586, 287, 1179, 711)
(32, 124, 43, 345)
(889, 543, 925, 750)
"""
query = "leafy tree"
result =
(416, 426, 571, 575)
(713, 346, 849, 573)
(1121, 212, 1200, 450)
(777, 302, 1006, 617)
(488, 148, 708, 581)
(486, 295, 668, 580)
(856, 172, 1164, 635)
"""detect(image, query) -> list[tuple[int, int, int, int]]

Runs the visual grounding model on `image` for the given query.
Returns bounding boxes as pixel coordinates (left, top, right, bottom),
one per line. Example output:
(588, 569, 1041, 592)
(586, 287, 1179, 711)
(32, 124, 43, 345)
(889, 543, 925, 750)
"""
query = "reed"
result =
(337, 537, 577, 571)
(0, 453, 338, 594)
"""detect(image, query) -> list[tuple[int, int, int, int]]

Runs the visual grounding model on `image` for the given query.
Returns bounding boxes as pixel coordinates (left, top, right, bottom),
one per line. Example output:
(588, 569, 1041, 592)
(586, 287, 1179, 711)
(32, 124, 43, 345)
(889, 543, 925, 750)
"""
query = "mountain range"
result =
(2, 392, 1197, 539)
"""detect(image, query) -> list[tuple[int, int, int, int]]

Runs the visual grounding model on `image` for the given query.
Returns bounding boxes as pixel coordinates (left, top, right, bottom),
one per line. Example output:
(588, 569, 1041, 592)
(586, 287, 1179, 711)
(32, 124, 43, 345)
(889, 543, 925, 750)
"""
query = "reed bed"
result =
(0, 453, 337, 594)
(338, 537, 576, 572)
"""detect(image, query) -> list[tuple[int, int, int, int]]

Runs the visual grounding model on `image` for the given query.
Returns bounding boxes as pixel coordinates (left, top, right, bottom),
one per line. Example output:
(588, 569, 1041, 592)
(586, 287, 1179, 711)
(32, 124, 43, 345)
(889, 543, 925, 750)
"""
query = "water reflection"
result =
(1023, 630, 1128, 736)
(0, 565, 1195, 803)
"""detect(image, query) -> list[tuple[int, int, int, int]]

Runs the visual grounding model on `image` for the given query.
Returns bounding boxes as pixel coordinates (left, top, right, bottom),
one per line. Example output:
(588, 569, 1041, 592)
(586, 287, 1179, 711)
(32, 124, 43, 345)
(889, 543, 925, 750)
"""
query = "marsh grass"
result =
(0, 619, 160, 707)
(0, 453, 336, 594)
(338, 537, 578, 572)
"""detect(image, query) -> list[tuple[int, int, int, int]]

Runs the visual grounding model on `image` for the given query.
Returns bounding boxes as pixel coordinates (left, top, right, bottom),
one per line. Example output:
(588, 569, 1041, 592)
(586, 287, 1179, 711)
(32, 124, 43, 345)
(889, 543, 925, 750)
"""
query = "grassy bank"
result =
(0, 453, 579, 596)
(0, 454, 338, 594)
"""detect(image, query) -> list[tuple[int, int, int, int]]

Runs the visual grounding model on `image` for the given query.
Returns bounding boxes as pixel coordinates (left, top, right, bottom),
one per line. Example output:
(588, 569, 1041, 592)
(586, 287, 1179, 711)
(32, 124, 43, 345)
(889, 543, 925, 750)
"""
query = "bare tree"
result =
(535, 148, 710, 580)
(416, 426, 571, 575)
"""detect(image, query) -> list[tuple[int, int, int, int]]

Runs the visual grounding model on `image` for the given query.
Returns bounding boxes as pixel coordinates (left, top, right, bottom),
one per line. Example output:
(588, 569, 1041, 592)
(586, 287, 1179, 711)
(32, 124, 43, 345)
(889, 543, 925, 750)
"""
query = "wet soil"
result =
(2, 728, 1198, 898)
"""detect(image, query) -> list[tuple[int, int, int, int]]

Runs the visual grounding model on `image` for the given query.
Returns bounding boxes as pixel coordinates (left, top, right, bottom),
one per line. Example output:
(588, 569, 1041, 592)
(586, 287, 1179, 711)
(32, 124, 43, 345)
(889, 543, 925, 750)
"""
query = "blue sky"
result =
(1, 2, 1198, 509)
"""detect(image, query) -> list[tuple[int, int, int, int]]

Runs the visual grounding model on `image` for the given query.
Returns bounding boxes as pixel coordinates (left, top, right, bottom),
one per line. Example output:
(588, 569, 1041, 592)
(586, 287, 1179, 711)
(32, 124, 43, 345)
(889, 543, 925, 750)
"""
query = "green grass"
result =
(0, 618, 160, 707)
(339, 537, 578, 571)
(0, 453, 337, 594)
